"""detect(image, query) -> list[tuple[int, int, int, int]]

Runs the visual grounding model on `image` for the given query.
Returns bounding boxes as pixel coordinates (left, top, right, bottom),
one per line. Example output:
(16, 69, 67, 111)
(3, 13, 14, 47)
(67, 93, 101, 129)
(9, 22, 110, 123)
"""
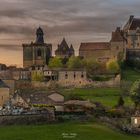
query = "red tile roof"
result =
(79, 42, 110, 51)
(111, 27, 124, 42)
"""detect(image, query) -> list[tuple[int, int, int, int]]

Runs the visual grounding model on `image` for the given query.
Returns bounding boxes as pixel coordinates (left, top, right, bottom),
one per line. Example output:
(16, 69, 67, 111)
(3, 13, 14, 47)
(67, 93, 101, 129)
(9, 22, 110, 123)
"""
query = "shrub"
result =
(130, 79, 140, 108)
(106, 59, 120, 74)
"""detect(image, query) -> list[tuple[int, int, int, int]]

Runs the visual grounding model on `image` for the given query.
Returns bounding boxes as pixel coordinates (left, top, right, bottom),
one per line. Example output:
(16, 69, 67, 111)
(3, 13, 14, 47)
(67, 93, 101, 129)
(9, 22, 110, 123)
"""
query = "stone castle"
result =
(23, 15, 140, 69)
(79, 15, 140, 62)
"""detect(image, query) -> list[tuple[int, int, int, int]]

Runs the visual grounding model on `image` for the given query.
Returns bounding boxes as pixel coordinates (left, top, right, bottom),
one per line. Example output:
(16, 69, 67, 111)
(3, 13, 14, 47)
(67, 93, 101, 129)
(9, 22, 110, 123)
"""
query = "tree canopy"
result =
(106, 59, 120, 74)
(48, 57, 62, 68)
(130, 80, 140, 108)
(67, 56, 83, 69)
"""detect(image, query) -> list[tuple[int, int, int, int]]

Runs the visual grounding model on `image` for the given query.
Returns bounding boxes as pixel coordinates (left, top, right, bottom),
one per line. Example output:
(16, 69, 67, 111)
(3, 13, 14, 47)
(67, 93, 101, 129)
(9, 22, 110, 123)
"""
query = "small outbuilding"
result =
(131, 116, 140, 128)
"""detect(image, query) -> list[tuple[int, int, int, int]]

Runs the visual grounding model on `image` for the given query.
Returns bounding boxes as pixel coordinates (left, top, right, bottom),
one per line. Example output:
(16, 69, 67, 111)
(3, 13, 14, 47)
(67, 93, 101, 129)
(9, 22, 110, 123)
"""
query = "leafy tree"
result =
(61, 57, 69, 66)
(130, 80, 140, 108)
(106, 59, 120, 74)
(84, 59, 106, 78)
(86, 59, 100, 76)
(117, 96, 124, 107)
(48, 57, 62, 68)
(67, 56, 83, 69)
(32, 71, 44, 81)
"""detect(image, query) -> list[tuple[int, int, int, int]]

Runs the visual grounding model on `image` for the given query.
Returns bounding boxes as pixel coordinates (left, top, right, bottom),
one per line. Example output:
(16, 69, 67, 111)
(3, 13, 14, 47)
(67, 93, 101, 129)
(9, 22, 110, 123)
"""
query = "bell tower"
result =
(36, 27, 44, 44)
(22, 27, 52, 68)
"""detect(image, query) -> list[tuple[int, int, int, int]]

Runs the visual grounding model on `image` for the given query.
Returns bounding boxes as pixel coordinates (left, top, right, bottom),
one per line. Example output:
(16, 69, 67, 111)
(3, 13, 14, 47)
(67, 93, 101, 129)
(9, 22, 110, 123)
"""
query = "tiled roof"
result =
(18, 92, 63, 105)
(130, 18, 140, 30)
(0, 79, 9, 88)
(79, 42, 110, 51)
(111, 27, 124, 42)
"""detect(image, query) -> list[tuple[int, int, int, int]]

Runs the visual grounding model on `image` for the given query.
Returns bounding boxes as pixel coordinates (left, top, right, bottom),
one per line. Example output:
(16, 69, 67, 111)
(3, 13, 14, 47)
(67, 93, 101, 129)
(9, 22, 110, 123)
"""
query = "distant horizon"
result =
(0, 0, 140, 66)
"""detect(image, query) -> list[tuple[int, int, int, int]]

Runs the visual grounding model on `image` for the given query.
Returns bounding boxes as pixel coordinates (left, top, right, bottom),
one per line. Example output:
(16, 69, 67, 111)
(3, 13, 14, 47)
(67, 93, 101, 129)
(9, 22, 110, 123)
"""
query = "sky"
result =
(0, 0, 140, 67)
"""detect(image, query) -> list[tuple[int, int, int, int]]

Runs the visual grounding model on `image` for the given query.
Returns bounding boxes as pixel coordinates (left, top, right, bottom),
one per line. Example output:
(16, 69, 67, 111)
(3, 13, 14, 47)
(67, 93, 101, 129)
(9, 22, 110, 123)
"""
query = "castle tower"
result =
(36, 27, 44, 44)
(22, 27, 52, 68)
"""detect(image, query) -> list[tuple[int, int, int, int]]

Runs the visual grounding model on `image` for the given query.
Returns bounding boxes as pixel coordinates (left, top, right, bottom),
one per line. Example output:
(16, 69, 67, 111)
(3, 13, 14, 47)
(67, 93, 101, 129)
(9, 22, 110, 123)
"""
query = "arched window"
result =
(37, 49, 42, 57)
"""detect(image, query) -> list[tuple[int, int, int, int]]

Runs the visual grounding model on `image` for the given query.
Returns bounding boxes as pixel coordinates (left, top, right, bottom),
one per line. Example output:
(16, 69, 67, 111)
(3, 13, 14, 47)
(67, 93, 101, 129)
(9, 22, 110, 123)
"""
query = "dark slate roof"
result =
(123, 16, 140, 31)
(129, 18, 140, 30)
(111, 27, 124, 42)
(36, 27, 44, 35)
(79, 42, 110, 51)
(0, 79, 9, 88)
(55, 38, 70, 53)
(36, 27, 44, 44)
(18, 92, 63, 105)
(70, 44, 74, 51)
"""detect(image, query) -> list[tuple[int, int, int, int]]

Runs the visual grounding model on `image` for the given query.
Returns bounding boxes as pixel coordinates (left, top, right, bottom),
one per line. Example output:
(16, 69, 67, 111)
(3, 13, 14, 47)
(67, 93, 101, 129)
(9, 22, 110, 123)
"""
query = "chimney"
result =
(116, 27, 121, 32)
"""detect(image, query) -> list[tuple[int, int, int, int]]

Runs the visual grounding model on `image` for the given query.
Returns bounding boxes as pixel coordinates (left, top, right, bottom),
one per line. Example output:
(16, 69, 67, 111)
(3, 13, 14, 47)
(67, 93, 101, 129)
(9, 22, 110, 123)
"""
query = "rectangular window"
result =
(65, 72, 68, 79)
(134, 118, 138, 124)
(74, 73, 76, 79)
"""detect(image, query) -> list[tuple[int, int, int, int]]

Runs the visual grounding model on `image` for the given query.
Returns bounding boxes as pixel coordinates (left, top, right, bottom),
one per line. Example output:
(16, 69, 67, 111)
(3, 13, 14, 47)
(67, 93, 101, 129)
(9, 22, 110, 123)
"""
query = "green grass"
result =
(60, 88, 133, 107)
(122, 67, 140, 82)
(0, 122, 139, 140)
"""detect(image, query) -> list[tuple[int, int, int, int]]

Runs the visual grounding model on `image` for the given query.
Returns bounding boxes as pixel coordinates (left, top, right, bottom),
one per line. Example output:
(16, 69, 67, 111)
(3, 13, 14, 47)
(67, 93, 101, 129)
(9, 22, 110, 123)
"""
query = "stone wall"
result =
(3, 79, 15, 94)
(0, 114, 55, 125)
(90, 74, 121, 87)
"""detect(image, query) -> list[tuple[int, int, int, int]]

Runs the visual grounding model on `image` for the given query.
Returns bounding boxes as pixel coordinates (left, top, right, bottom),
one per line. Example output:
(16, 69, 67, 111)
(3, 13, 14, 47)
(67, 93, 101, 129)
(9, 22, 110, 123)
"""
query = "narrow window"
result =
(37, 48, 42, 57)
(81, 72, 84, 78)
(74, 72, 76, 79)
(65, 72, 68, 79)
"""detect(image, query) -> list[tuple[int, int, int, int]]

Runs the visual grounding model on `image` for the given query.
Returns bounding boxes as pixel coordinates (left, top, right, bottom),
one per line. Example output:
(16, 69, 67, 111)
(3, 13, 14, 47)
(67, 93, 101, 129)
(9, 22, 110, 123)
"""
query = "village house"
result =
(0, 79, 10, 107)
(57, 69, 88, 87)
(13, 91, 64, 111)
(131, 116, 140, 128)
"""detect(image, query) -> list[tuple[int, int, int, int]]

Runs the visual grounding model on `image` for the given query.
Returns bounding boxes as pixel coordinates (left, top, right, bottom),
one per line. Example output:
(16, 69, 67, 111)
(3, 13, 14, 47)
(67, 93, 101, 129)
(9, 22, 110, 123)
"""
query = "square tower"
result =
(22, 27, 52, 68)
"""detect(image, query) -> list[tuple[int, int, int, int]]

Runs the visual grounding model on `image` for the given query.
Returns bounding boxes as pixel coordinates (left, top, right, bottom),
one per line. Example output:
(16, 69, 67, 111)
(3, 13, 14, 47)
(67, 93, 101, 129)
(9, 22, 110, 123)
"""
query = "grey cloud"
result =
(0, 0, 140, 50)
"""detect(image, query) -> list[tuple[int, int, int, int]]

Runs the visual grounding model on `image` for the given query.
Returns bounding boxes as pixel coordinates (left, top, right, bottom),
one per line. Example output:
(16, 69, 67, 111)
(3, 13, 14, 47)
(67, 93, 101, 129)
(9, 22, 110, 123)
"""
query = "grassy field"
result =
(0, 122, 139, 140)
(61, 88, 133, 107)
(122, 67, 140, 82)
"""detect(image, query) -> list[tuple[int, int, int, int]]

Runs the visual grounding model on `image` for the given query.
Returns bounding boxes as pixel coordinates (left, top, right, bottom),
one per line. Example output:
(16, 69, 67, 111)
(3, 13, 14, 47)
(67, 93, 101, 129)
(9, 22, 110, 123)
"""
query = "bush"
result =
(130, 79, 140, 108)
(91, 75, 114, 81)
(106, 59, 120, 74)
(106, 108, 125, 118)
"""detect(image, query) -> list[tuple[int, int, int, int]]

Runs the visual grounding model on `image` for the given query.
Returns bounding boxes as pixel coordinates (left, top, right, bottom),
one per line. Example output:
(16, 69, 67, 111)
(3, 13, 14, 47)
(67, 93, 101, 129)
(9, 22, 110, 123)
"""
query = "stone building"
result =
(79, 42, 111, 62)
(13, 91, 64, 111)
(123, 15, 140, 60)
(57, 69, 88, 87)
(55, 38, 74, 58)
(0, 79, 10, 107)
(79, 27, 124, 62)
(22, 27, 52, 68)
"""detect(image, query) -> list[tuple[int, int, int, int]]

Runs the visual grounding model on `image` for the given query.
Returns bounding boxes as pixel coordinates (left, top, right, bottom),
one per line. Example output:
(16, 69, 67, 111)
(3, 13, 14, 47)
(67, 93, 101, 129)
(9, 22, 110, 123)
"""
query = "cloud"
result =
(0, 0, 140, 65)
